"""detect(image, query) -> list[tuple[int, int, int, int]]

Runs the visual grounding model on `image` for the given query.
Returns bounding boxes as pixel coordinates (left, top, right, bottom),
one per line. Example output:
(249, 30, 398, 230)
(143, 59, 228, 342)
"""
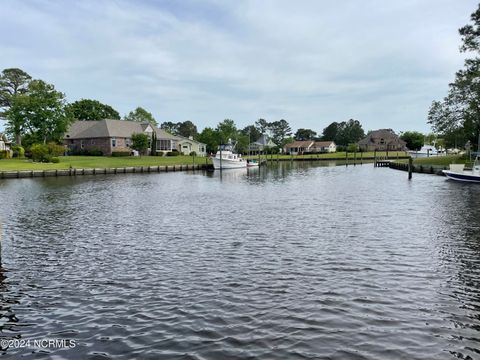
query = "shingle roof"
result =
(314, 141, 335, 147)
(65, 119, 177, 140)
(285, 140, 314, 148)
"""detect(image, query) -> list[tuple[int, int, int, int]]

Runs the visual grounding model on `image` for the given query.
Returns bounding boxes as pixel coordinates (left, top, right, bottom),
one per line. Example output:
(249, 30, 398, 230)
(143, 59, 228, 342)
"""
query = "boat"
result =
(246, 159, 259, 167)
(442, 156, 480, 183)
(409, 144, 443, 158)
(212, 143, 248, 169)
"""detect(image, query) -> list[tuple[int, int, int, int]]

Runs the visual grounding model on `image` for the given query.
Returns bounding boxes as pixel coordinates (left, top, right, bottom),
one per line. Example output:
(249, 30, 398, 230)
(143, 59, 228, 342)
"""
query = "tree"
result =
(67, 99, 120, 120)
(197, 127, 220, 154)
(322, 122, 339, 141)
(5, 80, 71, 144)
(151, 130, 157, 155)
(400, 131, 424, 150)
(176, 120, 198, 138)
(269, 119, 292, 147)
(242, 125, 262, 142)
(295, 128, 317, 141)
(216, 119, 237, 144)
(124, 107, 158, 126)
(160, 121, 179, 135)
(428, 4, 480, 150)
(336, 119, 365, 146)
(255, 118, 270, 134)
(131, 133, 149, 155)
(0, 68, 32, 144)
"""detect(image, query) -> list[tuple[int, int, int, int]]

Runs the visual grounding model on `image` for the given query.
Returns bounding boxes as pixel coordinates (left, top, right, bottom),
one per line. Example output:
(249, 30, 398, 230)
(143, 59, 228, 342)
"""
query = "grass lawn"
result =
(0, 155, 211, 171)
(395, 155, 472, 167)
(247, 151, 409, 160)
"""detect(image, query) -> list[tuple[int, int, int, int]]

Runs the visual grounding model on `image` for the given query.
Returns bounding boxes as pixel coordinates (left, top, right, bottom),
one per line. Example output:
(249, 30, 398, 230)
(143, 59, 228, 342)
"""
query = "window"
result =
(126, 138, 132, 147)
(183, 145, 188, 149)
(158, 140, 171, 150)
(91, 140, 95, 145)
(80, 140, 84, 149)
(112, 138, 116, 147)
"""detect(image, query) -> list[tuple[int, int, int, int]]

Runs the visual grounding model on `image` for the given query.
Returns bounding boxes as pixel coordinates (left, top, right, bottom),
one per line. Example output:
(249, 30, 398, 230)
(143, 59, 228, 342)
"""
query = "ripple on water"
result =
(0, 164, 479, 359)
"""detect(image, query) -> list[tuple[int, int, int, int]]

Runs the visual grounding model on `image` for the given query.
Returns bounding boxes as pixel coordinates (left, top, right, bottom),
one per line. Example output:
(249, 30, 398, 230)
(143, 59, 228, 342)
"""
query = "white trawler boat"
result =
(212, 143, 248, 169)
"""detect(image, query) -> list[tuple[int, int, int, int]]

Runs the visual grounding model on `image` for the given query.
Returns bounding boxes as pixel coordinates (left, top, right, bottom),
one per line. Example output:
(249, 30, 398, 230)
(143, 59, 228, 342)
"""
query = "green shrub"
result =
(11, 145, 25, 158)
(0, 150, 11, 159)
(166, 150, 180, 156)
(29, 143, 64, 162)
(189, 151, 197, 156)
(111, 151, 130, 157)
(30, 144, 49, 162)
(47, 142, 65, 157)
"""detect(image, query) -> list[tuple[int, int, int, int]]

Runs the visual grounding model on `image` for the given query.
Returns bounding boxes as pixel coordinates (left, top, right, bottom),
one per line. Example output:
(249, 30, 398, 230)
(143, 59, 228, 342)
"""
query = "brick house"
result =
(64, 119, 206, 156)
(357, 129, 406, 151)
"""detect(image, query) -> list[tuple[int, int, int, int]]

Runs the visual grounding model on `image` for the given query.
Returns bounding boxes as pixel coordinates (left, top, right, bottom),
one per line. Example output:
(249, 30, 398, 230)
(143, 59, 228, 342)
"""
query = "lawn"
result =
(395, 155, 472, 167)
(247, 151, 409, 160)
(0, 155, 211, 171)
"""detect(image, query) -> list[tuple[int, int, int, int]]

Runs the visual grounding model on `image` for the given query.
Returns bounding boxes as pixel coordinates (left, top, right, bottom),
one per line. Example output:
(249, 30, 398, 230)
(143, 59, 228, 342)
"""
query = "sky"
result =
(0, 0, 478, 135)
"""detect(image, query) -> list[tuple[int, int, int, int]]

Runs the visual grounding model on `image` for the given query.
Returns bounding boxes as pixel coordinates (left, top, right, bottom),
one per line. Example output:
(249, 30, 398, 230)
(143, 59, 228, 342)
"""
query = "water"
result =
(0, 162, 479, 359)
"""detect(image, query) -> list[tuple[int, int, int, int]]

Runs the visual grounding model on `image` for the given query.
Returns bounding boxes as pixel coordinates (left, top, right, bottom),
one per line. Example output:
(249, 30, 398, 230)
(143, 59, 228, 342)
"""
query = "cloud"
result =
(0, 0, 477, 133)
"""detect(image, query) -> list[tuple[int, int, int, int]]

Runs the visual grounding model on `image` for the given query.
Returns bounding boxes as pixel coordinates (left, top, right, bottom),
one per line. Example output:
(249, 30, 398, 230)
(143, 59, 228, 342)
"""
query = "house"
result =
(357, 129, 406, 152)
(64, 119, 155, 155)
(284, 140, 314, 155)
(312, 141, 336, 153)
(0, 133, 11, 152)
(248, 134, 277, 154)
(64, 119, 206, 156)
(284, 140, 336, 154)
(175, 135, 207, 156)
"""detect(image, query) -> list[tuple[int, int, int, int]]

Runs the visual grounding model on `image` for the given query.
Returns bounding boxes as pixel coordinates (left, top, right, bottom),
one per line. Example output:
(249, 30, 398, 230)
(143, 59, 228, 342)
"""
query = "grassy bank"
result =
(247, 151, 408, 160)
(0, 155, 211, 171)
(395, 155, 472, 167)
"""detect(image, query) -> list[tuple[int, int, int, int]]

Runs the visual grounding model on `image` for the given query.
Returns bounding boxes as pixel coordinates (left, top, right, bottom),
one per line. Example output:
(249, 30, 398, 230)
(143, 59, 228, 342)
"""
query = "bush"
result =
(51, 157, 60, 163)
(0, 150, 11, 159)
(166, 150, 179, 156)
(68, 148, 103, 156)
(11, 145, 25, 158)
(47, 142, 65, 157)
(111, 151, 130, 157)
(30, 144, 50, 162)
(189, 151, 197, 156)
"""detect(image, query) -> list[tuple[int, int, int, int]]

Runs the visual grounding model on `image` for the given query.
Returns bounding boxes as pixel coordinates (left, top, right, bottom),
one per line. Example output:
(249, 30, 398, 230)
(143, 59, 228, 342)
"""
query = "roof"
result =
(285, 140, 314, 148)
(174, 134, 206, 146)
(65, 119, 175, 140)
(358, 129, 406, 145)
(314, 141, 335, 147)
(252, 134, 276, 147)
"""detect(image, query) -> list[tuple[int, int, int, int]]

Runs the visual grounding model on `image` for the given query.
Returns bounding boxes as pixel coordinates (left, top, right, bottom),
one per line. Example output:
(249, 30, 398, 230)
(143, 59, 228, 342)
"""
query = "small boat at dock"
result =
(442, 156, 480, 183)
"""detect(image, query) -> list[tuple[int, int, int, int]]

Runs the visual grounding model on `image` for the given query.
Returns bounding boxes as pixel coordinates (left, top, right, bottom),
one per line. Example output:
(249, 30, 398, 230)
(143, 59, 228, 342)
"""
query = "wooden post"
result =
(345, 150, 348, 166)
(354, 151, 356, 166)
(408, 157, 413, 180)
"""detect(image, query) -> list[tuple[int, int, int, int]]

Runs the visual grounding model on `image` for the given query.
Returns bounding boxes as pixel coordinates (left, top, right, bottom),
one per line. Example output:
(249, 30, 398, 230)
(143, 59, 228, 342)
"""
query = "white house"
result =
(0, 133, 11, 152)
(312, 141, 336, 153)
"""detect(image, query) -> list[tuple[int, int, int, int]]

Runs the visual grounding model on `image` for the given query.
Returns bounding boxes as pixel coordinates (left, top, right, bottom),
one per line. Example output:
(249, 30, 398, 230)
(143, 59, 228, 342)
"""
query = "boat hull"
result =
(212, 157, 247, 169)
(442, 170, 480, 183)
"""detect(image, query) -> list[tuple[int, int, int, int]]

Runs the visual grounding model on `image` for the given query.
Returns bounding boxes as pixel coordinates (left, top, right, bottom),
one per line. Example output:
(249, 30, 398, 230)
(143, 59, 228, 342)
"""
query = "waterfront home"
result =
(175, 135, 207, 156)
(285, 140, 336, 155)
(65, 119, 155, 155)
(64, 119, 206, 156)
(357, 129, 406, 152)
(248, 134, 277, 154)
(312, 141, 336, 153)
(0, 133, 11, 152)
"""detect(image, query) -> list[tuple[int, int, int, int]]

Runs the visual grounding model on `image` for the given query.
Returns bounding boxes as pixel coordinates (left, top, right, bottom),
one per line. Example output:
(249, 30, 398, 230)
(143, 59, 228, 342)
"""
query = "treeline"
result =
(428, 3, 480, 150)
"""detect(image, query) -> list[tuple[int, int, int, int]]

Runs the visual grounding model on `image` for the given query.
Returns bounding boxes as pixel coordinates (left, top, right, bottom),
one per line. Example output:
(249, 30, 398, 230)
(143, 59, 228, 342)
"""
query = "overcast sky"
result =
(0, 0, 478, 134)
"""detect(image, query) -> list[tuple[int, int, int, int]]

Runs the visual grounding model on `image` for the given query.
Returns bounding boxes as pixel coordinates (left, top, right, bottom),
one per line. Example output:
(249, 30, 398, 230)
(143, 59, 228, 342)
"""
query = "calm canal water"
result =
(0, 162, 480, 359)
